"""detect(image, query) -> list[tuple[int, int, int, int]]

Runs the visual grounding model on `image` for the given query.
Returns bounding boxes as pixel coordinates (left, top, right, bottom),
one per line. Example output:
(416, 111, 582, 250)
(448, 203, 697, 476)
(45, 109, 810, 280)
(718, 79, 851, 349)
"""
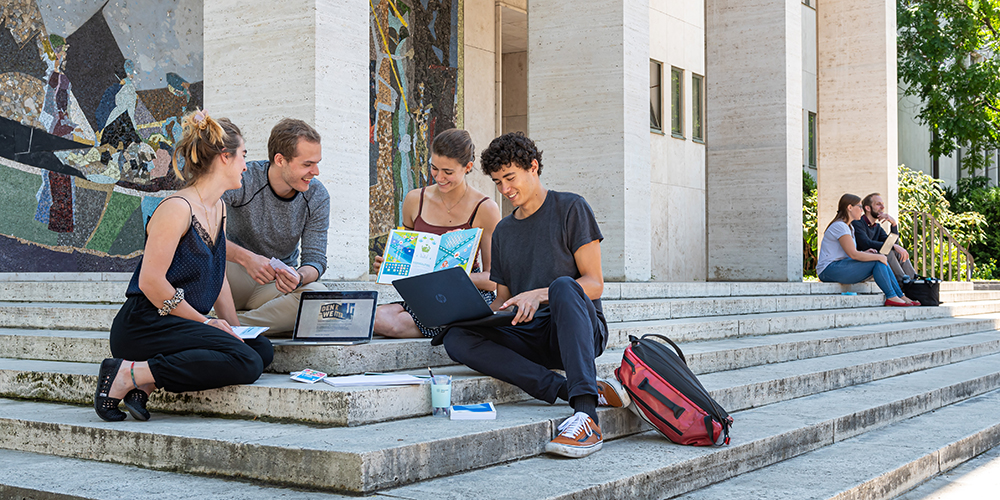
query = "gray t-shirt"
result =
(222, 160, 330, 276)
(491, 190, 604, 310)
(816, 221, 854, 276)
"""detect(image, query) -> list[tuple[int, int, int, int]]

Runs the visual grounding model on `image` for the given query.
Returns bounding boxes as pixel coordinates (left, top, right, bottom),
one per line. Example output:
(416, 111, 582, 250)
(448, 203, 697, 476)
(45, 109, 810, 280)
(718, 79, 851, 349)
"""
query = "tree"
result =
(898, 0, 1000, 173)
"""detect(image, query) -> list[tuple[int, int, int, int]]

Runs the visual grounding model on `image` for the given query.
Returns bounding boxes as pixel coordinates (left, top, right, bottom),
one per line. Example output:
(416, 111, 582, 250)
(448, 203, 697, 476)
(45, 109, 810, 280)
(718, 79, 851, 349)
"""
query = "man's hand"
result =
(242, 253, 276, 285)
(894, 244, 910, 262)
(274, 268, 301, 294)
(877, 213, 898, 227)
(373, 255, 384, 272)
(500, 289, 547, 325)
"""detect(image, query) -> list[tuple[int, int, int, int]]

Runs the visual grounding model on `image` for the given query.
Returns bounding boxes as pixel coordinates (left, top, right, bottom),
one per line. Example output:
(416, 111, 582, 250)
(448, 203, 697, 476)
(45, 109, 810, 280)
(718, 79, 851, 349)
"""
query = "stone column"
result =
(528, 0, 651, 281)
(204, 0, 369, 280)
(816, 0, 898, 248)
(706, 0, 803, 281)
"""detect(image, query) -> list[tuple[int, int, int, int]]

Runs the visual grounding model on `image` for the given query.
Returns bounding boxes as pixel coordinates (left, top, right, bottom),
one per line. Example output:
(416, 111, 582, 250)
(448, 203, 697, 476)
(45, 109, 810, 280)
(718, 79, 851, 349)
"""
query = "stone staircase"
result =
(1, 275, 999, 499)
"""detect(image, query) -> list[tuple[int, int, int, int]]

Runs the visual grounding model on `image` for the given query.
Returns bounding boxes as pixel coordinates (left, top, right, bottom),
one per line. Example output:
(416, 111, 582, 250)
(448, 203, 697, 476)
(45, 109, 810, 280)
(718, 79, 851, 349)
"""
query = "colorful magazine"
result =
(376, 227, 483, 284)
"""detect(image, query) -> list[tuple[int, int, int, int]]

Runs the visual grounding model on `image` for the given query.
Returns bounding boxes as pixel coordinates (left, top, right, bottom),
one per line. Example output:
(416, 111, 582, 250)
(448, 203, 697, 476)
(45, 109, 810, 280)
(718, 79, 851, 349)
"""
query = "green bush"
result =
(803, 170, 817, 277)
(945, 176, 1000, 268)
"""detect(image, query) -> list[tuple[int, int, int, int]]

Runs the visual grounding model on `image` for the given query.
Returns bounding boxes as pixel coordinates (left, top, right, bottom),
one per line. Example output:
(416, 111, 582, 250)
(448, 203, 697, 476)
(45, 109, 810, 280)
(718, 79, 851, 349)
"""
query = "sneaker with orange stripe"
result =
(545, 412, 603, 458)
(597, 378, 630, 407)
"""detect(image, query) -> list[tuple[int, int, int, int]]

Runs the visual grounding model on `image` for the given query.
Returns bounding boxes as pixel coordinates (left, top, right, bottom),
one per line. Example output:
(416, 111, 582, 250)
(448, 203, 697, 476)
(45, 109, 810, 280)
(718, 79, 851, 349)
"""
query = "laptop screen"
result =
(293, 291, 377, 341)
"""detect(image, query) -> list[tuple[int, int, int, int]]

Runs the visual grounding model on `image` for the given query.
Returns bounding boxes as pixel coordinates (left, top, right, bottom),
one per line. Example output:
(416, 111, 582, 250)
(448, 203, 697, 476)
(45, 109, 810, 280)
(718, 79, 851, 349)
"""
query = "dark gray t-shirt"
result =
(491, 190, 604, 310)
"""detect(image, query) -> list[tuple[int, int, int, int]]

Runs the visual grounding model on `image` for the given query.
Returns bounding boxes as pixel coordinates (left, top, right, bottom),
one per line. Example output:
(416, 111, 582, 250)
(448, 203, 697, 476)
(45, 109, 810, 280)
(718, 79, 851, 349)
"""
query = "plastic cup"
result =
(430, 375, 452, 417)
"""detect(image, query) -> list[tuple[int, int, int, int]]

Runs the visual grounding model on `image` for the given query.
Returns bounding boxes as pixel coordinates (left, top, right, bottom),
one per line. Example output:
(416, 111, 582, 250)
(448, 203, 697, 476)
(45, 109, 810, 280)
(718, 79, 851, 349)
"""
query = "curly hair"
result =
(480, 132, 543, 176)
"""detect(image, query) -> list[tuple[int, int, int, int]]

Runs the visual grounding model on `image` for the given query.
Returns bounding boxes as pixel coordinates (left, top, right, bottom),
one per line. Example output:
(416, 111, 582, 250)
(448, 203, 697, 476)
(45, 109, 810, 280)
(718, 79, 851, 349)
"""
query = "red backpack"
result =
(615, 334, 732, 446)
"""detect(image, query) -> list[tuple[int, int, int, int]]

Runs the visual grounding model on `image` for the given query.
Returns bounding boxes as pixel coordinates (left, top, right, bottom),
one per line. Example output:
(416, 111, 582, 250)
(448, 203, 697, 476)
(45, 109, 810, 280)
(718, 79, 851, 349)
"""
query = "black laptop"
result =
(270, 290, 377, 345)
(392, 267, 516, 342)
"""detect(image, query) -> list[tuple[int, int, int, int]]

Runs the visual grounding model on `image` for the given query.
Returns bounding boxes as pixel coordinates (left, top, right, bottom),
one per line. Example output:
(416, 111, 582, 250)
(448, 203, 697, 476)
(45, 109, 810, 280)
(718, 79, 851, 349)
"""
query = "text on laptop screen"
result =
(296, 296, 376, 340)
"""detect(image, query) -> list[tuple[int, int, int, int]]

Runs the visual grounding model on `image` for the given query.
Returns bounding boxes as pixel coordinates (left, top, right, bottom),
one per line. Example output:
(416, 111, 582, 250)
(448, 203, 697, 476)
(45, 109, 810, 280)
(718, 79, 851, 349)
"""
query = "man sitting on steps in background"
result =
(222, 119, 330, 334)
(852, 192, 917, 282)
(441, 132, 630, 459)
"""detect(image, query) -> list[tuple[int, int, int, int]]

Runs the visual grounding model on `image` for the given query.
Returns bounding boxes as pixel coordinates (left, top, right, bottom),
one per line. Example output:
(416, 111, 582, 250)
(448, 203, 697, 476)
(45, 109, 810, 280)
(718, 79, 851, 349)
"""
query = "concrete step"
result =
(355, 354, 1000, 498)
(940, 290, 1000, 303)
(6, 311, 1000, 380)
(0, 448, 356, 500)
(0, 278, 897, 304)
(892, 440, 1000, 500)
(0, 293, 896, 332)
(2, 353, 999, 495)
(675, 389, 1000, 500)
(3, 328, 999, 426)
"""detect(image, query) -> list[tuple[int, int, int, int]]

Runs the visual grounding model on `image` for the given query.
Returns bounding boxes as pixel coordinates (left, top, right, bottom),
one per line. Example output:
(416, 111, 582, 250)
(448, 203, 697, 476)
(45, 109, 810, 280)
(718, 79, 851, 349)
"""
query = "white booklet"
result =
(232, 326, 268, 339)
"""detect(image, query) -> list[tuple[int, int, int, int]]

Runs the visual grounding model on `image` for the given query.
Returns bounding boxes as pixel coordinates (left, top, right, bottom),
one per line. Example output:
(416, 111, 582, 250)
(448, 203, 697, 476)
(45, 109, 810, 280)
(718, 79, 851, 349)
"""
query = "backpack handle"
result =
(630, 333, 686, 365)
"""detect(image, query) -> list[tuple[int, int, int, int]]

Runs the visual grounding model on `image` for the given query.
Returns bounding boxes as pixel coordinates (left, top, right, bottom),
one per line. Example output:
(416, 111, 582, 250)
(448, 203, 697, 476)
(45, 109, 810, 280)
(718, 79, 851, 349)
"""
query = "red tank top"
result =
(412, 187, 489, 235)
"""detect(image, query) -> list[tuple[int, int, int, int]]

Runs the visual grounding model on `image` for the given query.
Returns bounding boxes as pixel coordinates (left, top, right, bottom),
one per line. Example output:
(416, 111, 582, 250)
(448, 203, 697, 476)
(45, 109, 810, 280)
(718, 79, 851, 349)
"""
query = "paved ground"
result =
(895, 446, 1000, 500)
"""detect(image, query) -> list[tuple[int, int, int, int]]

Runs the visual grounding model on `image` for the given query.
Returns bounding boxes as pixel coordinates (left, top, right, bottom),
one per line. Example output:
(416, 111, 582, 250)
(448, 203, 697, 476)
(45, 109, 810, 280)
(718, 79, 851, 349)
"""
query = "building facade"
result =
(1, 0, 908, 282)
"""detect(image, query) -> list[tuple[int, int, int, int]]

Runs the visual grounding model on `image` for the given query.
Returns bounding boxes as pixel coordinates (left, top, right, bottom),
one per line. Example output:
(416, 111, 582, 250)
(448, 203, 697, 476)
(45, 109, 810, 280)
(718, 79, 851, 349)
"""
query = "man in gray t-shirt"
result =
(222, 119, 330, 333)
(442, 132, 628, 459)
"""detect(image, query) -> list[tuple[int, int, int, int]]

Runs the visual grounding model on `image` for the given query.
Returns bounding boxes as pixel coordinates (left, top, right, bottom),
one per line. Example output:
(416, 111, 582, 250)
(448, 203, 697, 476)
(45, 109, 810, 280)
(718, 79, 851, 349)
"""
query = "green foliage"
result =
(945, 175, 1000, 267)
(897, 166, 987, 250)
(973, 258, 998, 279)
(802, 170, 818, 277)
(897, 166, 987, 278)
(897, 0, 1000, 173)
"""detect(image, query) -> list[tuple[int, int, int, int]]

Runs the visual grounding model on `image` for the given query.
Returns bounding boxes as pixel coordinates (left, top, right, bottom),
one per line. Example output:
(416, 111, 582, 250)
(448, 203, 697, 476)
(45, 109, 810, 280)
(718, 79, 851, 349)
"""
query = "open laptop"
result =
(393, 267, 515, 330)
(270, 290, 377, 346)
(879, 233, 899, 255)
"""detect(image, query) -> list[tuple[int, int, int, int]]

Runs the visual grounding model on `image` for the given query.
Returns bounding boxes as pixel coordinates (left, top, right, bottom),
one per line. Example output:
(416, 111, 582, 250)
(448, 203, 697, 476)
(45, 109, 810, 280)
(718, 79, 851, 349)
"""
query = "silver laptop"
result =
(270, 290, 377, 346)
(879, 233, 899, 255)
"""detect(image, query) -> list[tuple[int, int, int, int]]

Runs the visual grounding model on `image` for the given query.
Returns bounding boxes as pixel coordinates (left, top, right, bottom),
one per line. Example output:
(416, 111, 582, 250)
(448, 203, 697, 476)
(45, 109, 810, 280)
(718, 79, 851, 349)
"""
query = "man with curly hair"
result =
(441, 132, 629, 458)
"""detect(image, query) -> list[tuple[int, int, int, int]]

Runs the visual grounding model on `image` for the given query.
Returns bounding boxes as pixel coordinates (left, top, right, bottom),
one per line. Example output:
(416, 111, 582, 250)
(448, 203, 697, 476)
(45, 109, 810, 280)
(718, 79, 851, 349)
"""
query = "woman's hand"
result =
(373, 255, 384, 272)
(206, 318, 244, 342)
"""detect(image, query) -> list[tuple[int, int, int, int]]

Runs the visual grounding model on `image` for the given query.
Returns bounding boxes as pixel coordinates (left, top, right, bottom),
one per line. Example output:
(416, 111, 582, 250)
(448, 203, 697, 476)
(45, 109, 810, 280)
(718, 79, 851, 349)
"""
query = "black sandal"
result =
(123, 389, 150, 421)
(94, 358, 127, 421)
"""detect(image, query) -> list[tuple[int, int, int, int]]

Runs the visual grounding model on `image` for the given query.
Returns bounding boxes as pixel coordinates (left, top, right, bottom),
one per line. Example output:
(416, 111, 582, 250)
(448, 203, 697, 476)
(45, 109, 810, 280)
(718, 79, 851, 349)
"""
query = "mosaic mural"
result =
(0, 0, 203, 272)
(369, 0, 463, 265)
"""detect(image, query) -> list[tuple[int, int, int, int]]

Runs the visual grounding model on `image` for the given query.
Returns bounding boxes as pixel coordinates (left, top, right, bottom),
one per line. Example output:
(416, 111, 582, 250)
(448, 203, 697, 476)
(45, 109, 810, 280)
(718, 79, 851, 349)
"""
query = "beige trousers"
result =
(227, 261, 327, 334)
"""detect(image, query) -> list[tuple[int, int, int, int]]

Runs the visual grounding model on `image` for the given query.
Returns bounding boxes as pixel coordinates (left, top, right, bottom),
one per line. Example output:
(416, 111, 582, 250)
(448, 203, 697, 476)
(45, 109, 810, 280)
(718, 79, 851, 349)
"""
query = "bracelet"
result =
(157, 288, 184, 316)
(204, 318, 212, 324)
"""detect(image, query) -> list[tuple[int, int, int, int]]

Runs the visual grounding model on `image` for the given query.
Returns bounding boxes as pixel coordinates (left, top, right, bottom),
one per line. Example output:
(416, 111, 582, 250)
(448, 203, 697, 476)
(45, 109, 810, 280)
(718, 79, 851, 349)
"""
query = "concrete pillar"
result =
(817, 0, 898, 245)
(204, 0, 369, 280)
(706, 0, 803, 281)
(528, 0, 651, 281)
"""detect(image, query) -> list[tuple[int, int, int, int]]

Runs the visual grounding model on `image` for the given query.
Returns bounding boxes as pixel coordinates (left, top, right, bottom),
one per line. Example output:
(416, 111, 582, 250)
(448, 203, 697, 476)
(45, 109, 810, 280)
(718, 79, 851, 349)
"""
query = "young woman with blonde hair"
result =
(94, 111, 272, 421)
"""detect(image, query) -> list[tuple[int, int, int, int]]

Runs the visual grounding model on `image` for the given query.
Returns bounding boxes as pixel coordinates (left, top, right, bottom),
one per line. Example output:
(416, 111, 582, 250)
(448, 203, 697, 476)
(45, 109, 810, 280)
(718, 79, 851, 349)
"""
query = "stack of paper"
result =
(322, 374, 427, 387)
(232, 326, 268, 339)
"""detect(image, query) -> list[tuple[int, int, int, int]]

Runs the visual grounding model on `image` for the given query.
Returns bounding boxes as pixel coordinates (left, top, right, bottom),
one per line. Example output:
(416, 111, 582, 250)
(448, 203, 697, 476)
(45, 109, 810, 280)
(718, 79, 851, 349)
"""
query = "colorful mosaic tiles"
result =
(0, 0, 201, 271)
(369, 0, 462, 261)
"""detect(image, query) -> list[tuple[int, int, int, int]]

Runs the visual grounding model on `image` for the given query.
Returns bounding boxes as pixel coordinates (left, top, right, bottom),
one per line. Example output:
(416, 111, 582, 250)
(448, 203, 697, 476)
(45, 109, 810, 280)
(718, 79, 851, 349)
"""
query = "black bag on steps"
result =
(901, 280, 939, 306)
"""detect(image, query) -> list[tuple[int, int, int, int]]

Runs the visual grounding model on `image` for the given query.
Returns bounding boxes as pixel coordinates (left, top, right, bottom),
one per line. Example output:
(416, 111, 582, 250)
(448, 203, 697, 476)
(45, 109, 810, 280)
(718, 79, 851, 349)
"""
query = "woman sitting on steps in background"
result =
(94, 111, 273, 422)
(816, 193, 918, 307)
(373, 128, 502, 338)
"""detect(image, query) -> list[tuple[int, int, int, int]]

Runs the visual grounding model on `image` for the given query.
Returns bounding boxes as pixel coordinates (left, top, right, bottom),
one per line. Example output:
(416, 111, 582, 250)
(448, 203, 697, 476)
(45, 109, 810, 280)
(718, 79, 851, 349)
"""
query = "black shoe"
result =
(94, 358, 127, 421)
(123, 389, 150, 421)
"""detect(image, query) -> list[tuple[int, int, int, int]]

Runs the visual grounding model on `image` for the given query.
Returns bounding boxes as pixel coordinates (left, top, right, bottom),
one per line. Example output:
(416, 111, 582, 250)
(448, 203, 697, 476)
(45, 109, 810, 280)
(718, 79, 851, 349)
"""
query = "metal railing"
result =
(902, 211, 975, 281)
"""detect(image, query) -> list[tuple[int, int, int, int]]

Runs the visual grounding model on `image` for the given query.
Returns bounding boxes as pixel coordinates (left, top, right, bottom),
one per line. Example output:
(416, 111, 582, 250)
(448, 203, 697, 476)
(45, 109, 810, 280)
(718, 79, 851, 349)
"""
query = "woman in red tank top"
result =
(374, 129, 502, 338)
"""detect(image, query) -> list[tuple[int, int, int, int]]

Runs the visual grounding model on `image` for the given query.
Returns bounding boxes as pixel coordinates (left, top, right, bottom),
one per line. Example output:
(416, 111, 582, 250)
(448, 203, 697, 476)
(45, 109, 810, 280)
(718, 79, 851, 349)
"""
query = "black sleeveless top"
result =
(125, 197, 226, 314)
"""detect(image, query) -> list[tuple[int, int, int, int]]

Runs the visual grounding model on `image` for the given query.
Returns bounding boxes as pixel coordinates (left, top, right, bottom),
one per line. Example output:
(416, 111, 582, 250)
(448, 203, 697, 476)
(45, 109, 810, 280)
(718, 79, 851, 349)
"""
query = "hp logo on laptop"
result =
(435, 294, 447, 304)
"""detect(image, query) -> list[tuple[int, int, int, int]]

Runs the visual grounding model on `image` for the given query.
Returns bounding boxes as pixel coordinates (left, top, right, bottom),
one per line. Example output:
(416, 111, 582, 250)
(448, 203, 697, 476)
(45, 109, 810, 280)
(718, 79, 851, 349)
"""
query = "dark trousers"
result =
(110, 296, 273, 393)
(443, 276, 608, 403)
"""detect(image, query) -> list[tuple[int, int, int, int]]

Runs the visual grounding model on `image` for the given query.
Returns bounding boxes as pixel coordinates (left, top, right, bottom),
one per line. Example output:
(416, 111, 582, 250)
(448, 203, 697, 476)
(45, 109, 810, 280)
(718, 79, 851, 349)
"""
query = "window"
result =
(671, 67, 684, 138)
(692, 74, 704, 142)
(807, 111, 816, 167)
(650, 60, 663, 132)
